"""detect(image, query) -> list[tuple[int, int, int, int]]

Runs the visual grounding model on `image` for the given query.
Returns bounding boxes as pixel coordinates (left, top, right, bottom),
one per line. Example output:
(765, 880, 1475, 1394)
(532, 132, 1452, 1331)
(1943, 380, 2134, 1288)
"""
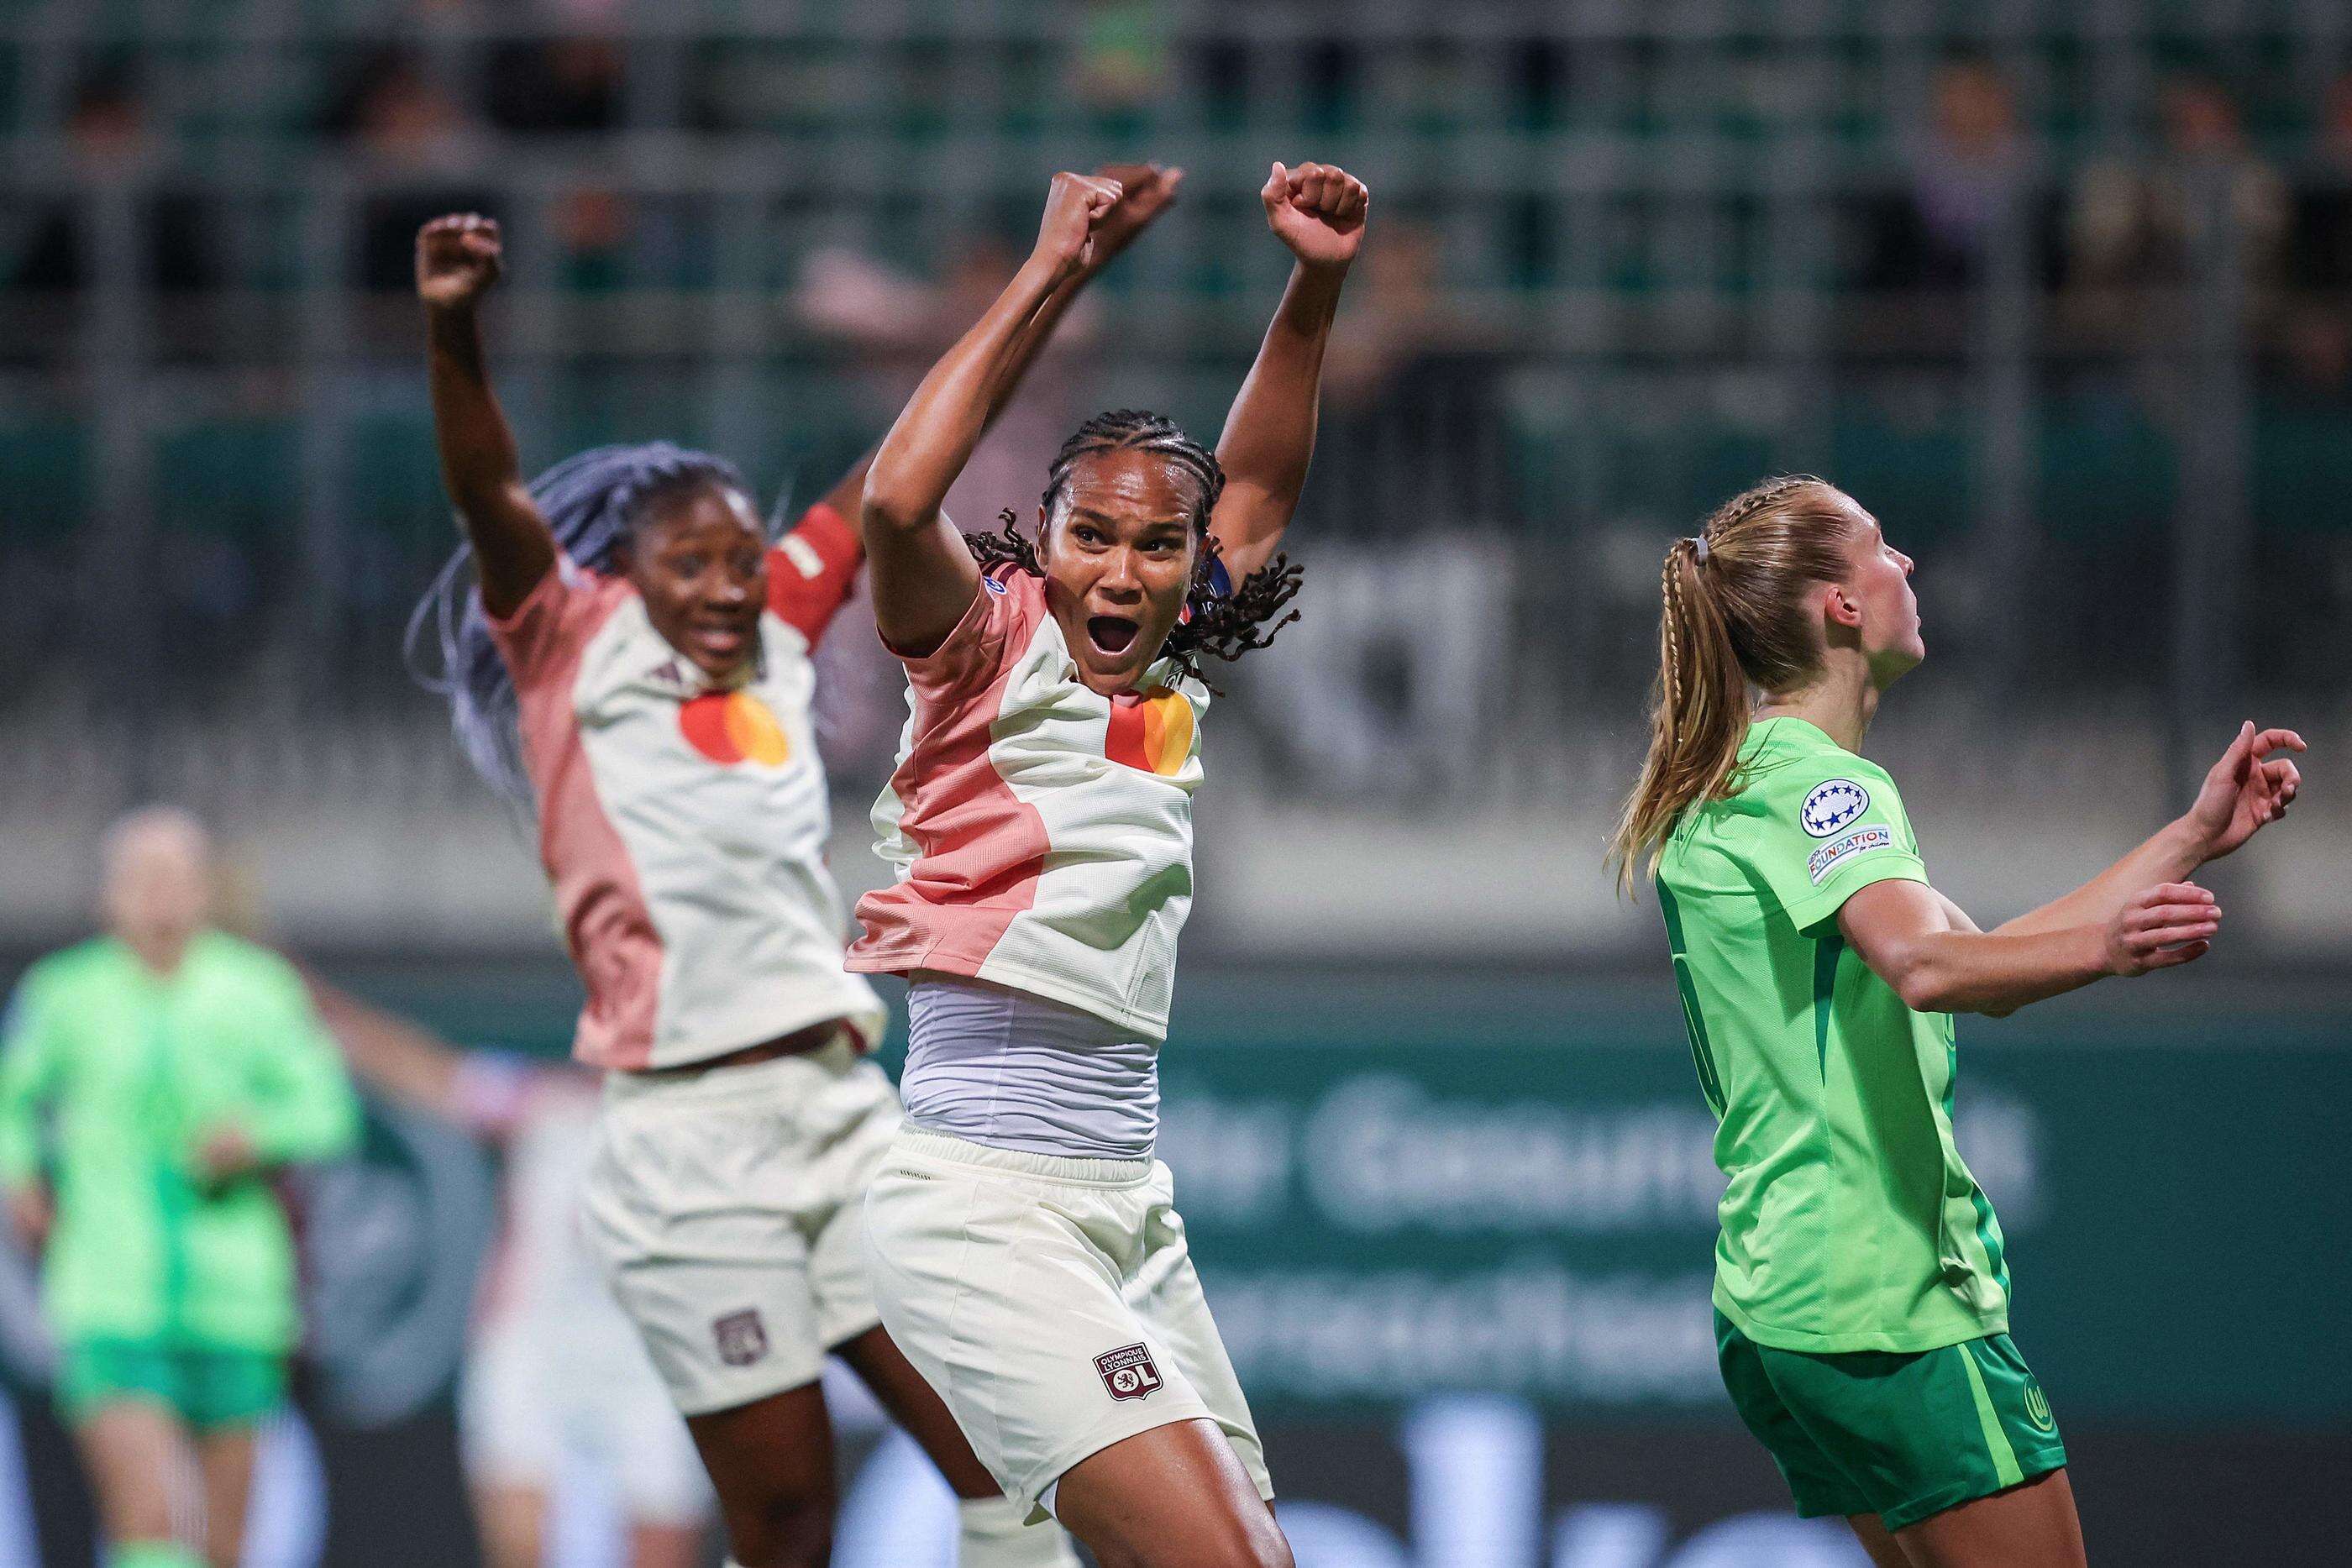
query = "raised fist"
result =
(1084, 162, 1185, 274)
(416, 213, 503, 309)
(1261, 161, 1369, 270)
(1032, 172, 1125, 282)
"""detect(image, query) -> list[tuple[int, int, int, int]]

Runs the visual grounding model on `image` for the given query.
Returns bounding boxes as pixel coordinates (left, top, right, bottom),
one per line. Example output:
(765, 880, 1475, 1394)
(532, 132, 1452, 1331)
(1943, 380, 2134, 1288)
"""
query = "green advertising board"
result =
(347, 963, 2352, 1429)
(1139, 974, 2350, 1427)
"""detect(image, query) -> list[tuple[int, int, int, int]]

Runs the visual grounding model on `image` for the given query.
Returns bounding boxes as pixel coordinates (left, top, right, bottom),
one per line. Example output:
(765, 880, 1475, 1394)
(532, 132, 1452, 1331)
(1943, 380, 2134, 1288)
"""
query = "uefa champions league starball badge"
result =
(1800, 779, 1870, 837)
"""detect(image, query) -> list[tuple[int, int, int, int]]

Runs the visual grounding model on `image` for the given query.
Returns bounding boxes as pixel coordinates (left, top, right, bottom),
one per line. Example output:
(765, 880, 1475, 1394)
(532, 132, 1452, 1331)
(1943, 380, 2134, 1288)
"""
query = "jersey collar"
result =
(1745, 715, 1845, 757)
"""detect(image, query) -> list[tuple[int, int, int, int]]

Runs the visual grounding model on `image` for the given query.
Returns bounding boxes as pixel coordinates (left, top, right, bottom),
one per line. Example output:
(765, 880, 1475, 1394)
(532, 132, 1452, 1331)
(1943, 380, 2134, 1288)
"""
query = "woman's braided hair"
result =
(963, 409, 1303, 687)
(1607, 475, 1864, 893)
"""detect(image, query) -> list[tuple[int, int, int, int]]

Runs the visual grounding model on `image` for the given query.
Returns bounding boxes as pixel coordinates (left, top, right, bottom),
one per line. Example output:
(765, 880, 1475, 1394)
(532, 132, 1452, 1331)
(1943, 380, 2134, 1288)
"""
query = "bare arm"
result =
(1840, 876, 2220, 1017)
(861, 171, 1125, 655)
(306, 976, 467, 1118)
(1210, 163, 1369, 581)
(417, 214, 556, 620)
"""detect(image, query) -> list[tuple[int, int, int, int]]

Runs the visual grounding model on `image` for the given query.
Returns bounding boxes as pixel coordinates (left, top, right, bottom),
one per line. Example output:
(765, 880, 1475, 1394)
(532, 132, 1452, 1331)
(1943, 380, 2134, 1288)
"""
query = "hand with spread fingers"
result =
(2185, 721, 2306, 862)
(415, 212, 504, 310)
(1260, 160, 1370, 270)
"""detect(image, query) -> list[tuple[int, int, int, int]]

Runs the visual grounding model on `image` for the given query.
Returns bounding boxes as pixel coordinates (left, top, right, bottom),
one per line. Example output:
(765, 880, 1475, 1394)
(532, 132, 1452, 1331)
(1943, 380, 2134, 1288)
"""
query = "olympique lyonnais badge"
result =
(1095, 1343, 1163, 1402)
(713, 1308, 770, 1366)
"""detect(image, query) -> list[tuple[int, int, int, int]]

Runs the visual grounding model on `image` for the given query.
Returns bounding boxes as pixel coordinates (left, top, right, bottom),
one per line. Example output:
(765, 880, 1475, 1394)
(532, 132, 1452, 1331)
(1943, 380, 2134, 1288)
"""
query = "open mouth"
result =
(689, 622, 751, 662)
(1086, 616, 1140, 658)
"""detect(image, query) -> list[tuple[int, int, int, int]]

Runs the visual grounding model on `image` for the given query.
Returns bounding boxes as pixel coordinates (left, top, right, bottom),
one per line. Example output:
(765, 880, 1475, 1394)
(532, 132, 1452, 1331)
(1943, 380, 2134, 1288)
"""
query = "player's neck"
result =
(119, 929, 193, 977)
(1756, 660, 1877, 754)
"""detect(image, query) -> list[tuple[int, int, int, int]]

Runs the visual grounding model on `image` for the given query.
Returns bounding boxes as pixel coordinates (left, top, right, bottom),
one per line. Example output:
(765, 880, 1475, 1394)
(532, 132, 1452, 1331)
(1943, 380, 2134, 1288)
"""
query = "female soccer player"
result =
(1609, 476, 2304, 1568)
(0, 808, 360, 1568)
(408, 181, 1178, 1568)
(848, 161, 1368, 1568)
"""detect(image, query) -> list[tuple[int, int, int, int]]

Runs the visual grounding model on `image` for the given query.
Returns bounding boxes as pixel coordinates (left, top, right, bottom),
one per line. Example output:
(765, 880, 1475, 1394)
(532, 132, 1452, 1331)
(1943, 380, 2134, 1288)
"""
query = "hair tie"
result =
(1691, 536, 1711, 564)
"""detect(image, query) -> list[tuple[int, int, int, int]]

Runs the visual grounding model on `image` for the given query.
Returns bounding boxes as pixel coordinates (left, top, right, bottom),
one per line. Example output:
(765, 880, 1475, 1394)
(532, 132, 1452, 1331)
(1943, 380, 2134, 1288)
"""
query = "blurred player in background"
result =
(1610, 477, 2305, 1568)
(406, 175, 1179, 1568)
(0, 809, 360, 1568)
(313, 984, 712, 1568)
(849, 160, 1365, 1568)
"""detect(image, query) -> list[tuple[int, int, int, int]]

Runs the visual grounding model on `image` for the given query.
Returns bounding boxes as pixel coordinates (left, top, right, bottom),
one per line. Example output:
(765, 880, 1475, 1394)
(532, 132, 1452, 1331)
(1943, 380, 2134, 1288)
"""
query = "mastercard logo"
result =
(1105, 686, 1194, 777)
(679, 690, 791, 767)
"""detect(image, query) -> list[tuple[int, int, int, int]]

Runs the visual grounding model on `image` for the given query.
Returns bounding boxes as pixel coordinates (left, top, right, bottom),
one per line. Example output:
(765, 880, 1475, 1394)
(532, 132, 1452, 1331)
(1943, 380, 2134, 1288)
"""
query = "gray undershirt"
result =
(902, 976, 1160, 1161)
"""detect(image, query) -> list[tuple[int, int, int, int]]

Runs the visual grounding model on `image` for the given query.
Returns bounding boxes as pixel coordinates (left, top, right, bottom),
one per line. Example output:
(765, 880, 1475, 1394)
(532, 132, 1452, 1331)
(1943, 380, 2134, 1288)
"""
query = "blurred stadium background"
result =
(2, 2, 2347, 1565)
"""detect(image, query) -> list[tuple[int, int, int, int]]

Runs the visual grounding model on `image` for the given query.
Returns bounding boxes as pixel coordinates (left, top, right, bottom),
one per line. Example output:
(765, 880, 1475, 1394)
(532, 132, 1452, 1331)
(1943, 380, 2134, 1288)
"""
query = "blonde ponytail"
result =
(1608, 476, 1862, 893)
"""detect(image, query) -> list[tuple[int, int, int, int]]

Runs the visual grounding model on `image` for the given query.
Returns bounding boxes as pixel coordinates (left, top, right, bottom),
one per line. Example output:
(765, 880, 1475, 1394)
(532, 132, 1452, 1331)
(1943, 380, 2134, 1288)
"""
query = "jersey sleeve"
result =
(483, 556, 609, 691)
(890, 564, 1042, 703)
(1743, 755, 1929, 933)
(0, 965, 62, 1192)
(766, 501, 865, 648)
(236, 957, 362, 1168)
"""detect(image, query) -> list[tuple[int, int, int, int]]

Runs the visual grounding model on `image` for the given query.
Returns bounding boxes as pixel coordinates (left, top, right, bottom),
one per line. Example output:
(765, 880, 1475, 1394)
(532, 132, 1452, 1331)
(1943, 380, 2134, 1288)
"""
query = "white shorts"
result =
(461, 1316, 711, 1524)
(582, 1036, 901, 1417)
(862, 1130, 1272, 1522)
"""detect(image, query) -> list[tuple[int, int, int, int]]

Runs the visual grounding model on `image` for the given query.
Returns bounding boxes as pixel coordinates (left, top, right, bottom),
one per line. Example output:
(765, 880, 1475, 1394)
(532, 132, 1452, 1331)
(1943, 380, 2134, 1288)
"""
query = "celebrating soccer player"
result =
(1609, 477, 2304, 1568)
(848, 160, 1366, 1568)
(407, 181, 1179, 1568)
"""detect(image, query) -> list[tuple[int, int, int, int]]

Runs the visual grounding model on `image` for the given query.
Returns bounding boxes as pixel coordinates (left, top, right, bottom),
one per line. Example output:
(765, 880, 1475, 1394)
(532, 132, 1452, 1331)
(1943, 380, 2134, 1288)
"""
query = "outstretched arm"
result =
(1840, 877, 2219, 1017)
(861, 171, 1126, 656)
(1210, 162, 1369, 581)
(417, 214, 556, 620)
(1843, 720, 2302, 1018)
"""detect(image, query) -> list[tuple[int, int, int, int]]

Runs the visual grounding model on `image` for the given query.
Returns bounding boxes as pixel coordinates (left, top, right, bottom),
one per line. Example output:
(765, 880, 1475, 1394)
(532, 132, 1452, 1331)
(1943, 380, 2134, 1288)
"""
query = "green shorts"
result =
(1716, 1312, 2066, 1533)
(57, 1340, 286, 1431)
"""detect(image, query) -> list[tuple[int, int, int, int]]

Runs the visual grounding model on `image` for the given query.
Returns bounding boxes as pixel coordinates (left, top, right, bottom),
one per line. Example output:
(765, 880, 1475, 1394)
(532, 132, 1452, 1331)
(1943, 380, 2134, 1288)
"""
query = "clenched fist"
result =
(1031, 172, 1126, 284)
(1261, 161, 1369, 270)
(416, 213, 504, 310)
(1084, 162, 1185, 275)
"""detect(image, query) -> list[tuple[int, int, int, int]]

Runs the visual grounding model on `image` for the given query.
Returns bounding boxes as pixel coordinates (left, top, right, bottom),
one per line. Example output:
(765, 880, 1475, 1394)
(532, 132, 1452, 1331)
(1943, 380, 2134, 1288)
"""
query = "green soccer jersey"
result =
(1656, 716, 2009, 1355)
(0, 932, 360, 1353)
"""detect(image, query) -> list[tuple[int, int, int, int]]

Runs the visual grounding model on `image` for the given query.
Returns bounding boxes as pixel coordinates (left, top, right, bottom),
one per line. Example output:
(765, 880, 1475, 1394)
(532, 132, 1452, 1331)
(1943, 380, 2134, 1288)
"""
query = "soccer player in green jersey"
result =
(0, 809, 361, 1568)
(1607, 477, 2304, 1568)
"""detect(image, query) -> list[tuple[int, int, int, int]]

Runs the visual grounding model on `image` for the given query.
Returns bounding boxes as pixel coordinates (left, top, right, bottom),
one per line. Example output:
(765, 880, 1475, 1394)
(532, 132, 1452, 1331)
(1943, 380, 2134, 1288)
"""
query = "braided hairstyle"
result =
(406, 442, 757, 805)
(963, 409, 1303, 687)
(1607, 475, 1864, 891)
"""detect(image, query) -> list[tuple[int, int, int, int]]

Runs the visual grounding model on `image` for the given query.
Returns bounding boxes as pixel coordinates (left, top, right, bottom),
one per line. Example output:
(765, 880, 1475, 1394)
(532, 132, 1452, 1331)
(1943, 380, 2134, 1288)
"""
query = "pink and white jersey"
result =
(490, 503, 888, 1070)
(848, 564, 1208, 1040)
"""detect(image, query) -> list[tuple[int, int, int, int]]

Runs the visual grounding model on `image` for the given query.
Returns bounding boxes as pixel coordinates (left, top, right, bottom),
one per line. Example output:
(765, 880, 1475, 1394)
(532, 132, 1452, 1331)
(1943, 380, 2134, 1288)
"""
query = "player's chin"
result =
(1872, 640, 1926, 687)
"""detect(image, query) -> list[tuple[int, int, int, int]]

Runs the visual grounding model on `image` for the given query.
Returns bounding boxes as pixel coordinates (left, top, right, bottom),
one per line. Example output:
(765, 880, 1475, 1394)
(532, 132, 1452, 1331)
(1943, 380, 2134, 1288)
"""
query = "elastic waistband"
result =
(890, 1129, 1153, 1188)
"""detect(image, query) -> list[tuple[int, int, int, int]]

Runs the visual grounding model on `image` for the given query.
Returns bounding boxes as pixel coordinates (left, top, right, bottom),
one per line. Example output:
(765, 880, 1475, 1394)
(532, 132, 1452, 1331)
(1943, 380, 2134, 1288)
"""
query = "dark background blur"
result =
(1, 3, 2346, 1565)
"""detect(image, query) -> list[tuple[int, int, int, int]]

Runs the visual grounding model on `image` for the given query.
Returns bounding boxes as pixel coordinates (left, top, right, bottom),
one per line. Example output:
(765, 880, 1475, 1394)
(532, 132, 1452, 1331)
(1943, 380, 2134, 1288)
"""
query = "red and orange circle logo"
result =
(1105, 687, 1194, 777)
(679, 690, 791, 767)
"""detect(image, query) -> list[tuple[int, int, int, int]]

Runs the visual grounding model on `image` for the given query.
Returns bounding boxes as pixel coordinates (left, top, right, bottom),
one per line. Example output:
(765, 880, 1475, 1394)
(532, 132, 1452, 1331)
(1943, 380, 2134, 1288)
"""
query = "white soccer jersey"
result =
(491, 503, 887, 1070)
(848, 564, 1208, 1040)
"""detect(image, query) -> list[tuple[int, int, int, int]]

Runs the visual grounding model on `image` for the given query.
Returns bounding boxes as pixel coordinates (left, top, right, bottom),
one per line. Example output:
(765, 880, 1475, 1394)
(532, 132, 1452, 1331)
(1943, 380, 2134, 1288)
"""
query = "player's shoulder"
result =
(13, 938, 117, 994)
(1736, 724, 1898, 811)
(979, 564, 1054, 652)
(982, 559, 1046, 605)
